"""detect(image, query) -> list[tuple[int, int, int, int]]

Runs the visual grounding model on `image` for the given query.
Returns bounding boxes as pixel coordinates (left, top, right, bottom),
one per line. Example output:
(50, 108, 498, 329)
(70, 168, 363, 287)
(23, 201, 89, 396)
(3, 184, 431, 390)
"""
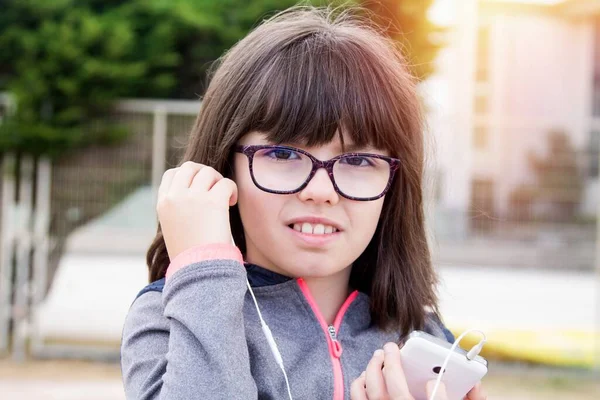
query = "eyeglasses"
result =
(234, 145, 400, 201)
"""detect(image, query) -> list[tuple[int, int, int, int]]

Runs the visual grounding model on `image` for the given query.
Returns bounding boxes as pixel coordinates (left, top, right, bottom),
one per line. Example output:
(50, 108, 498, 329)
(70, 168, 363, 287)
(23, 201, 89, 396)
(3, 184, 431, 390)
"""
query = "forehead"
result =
(240, 130, 388, 155)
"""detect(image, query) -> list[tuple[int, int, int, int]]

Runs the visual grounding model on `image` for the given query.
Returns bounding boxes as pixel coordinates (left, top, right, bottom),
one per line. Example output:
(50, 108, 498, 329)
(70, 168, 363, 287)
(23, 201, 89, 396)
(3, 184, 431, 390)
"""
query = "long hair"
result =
(147, 5, 439, 336)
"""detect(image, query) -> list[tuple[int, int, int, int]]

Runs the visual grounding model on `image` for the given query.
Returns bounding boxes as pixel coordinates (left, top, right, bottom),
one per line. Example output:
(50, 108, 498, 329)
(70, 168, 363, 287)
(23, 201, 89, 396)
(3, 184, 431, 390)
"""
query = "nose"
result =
(297, 168, 340, 205)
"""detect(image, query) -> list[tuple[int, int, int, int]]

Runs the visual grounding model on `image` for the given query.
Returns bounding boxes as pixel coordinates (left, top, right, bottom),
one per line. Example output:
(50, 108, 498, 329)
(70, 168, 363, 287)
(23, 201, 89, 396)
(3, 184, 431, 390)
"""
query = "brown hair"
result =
(147, 5, 439, 336)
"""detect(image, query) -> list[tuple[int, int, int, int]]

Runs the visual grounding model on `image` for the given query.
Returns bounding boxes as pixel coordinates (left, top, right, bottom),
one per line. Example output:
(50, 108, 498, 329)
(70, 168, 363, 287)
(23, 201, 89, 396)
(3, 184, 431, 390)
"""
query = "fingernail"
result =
(384, 342, 398, 353)
(373, 349, 384, 357)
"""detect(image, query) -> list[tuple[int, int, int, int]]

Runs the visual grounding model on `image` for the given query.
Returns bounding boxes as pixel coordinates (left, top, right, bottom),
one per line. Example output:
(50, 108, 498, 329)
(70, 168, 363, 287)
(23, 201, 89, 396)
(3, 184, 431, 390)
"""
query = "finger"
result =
(210, 177, 239, 207)
(350, 372, 368, 400)
(157, 168, 177, 201)
(426, 380, 448, 400)
(189, 166, 224, 193)
(381, 342, 412, 399)
(170, 161, 205, 195)
(365, 349, 388, 400)
(466, 382, 487, 400)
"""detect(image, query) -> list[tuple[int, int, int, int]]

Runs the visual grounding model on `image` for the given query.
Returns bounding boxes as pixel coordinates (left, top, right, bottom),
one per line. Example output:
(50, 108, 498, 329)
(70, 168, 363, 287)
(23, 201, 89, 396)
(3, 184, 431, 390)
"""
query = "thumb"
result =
(426, 380, 448, 400)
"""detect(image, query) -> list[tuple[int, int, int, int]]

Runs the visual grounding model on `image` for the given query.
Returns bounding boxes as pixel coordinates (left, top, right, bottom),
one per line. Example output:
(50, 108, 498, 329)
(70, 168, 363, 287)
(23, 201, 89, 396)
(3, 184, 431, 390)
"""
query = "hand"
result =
(351, 342, 443, 400)
(157, 161, 238, 260)
(464, 382, 487, 400)
(351, 342, 488, 400)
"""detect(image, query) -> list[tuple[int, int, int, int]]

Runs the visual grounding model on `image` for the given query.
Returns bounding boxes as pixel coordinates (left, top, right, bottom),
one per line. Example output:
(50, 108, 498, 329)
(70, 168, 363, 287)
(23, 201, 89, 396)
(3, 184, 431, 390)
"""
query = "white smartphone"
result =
(399, 330, 488, 400)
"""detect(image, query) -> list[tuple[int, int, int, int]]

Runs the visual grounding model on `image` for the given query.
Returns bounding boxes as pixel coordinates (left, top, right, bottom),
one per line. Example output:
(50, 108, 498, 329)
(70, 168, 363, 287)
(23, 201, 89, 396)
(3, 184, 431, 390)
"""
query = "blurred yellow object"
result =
(450, 327, 599, 368)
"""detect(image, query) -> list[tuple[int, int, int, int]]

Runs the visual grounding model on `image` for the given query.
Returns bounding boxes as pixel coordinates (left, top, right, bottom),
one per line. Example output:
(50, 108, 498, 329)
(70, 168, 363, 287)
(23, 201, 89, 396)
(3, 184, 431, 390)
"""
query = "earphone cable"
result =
(428, 329, 487, 400)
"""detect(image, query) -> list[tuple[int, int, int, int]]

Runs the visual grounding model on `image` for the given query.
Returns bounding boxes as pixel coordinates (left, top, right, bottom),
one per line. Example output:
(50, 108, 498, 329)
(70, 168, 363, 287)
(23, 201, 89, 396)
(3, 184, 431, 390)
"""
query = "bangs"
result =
(240, 30, 412, 154)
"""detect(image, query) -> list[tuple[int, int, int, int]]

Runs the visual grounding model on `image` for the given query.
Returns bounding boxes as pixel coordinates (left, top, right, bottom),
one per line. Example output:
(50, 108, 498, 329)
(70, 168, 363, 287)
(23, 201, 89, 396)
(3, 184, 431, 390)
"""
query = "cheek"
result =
(346, 200, 384, 241)
(233, 156, 288, 225)
(235, 169, 281, 233)
(234, 157, 261, 216)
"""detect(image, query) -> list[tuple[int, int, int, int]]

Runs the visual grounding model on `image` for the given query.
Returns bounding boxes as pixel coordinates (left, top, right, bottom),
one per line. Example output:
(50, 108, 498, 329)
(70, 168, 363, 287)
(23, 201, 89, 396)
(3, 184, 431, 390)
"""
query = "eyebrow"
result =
(341, 143, 378, 153)
(334, 142, 391, 156)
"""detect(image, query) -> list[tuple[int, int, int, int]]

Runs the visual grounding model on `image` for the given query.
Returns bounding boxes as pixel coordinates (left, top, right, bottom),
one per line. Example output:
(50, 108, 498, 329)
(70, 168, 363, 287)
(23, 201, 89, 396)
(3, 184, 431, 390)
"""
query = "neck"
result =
(243, 244, 354, 326)
(300, 267, 353, 326)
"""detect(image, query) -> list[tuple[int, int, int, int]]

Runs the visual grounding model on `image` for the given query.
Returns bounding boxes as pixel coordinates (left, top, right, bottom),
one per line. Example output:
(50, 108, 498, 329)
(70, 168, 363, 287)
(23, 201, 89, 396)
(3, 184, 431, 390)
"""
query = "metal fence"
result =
(0, 98, 199, 360)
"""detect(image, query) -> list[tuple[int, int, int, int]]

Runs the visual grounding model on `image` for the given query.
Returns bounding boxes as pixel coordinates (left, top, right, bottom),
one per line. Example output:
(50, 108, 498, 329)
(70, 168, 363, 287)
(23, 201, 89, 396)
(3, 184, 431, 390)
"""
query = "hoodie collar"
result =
(244, 263, 293, 287)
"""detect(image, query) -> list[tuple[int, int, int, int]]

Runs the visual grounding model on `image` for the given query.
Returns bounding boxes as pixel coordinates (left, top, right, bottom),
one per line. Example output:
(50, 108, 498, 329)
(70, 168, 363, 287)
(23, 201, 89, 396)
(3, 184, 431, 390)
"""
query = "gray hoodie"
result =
(120, 259, 453, 400)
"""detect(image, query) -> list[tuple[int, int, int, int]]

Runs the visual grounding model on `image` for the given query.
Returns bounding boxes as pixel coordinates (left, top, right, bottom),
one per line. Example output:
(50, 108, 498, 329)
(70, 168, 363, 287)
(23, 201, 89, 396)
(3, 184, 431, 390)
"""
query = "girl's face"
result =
(234, 131, 386, 279)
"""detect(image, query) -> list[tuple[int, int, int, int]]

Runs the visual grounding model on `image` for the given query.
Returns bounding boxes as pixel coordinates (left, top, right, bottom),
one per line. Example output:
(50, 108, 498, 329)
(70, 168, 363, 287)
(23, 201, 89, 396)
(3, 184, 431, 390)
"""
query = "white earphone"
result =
(233, 237, 294, 400)
(237, 237, 485, 400)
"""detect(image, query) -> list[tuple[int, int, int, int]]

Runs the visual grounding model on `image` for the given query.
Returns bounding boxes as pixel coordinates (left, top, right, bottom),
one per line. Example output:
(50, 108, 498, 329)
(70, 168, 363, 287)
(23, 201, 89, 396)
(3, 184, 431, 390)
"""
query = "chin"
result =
(284, 256, 347, 278)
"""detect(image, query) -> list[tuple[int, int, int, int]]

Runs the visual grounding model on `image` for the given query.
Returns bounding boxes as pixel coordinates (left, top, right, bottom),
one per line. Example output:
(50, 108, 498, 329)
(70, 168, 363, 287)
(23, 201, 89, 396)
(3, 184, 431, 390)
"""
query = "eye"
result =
(340, 156, 375, 167)
(264, 148, 301, 161)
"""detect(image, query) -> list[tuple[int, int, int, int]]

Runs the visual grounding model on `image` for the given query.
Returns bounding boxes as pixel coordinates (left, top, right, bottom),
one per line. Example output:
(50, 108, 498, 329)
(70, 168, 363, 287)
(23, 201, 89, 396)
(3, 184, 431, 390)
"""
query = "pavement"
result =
(437, 265, 599, 368)
(27, 252, 600, 367)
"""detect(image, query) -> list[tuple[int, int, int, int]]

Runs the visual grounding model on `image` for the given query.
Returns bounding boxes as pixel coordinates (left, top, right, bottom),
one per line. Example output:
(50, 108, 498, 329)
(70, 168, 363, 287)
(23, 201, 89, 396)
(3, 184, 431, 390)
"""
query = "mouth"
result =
(288, 222, 339, 235)
(285, 217, 343, 236)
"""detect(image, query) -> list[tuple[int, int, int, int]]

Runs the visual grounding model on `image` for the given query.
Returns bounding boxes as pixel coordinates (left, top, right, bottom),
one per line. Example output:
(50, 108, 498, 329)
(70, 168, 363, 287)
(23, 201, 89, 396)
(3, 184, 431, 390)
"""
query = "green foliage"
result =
(0, 0, 439, 157)
(0, 0, 332, 156)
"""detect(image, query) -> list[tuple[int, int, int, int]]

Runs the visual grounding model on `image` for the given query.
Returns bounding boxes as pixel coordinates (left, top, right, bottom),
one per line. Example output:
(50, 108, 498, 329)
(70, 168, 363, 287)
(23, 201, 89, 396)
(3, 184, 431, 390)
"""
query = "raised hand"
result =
(157, 161, 238, 260)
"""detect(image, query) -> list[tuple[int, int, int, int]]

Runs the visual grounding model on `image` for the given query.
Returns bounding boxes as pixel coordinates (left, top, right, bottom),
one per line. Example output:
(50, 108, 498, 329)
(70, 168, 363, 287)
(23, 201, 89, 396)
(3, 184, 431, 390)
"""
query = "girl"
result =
(120, 5, 487, 400)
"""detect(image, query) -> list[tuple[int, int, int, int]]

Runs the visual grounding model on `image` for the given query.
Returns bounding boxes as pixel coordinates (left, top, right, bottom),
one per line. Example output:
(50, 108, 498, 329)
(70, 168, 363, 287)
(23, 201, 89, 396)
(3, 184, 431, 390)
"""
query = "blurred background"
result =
(0, 0, 599, 399)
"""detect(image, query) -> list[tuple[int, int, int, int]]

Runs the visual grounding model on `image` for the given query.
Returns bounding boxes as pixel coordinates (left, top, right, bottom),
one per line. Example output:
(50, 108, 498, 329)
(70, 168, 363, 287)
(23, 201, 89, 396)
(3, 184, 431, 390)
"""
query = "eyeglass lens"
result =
(251, 147, 391, 199)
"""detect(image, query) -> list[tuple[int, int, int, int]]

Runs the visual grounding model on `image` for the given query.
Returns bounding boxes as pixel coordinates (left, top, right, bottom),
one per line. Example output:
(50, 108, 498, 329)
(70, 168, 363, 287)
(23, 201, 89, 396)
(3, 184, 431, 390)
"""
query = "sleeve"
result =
(120, 259, 258, 400)
(424, 312, 455, 343)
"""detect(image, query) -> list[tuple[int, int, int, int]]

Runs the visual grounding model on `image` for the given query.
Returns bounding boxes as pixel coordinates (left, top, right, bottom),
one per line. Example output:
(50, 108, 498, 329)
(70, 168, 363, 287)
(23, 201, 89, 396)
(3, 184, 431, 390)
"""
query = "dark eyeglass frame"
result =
(234, 144, 401, 201)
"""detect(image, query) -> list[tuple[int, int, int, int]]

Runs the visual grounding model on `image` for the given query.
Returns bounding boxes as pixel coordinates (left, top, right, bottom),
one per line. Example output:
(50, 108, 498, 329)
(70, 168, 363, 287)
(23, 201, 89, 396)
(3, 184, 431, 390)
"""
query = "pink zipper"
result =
(297, 278, 359, 400)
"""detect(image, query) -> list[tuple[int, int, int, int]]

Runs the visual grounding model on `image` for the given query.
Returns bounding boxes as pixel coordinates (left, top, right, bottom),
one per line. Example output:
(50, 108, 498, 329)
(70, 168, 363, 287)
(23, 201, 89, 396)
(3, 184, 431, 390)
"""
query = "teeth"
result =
(301, 223, 312, 234)
(313, 224, 325, 235)
(292, 222, 337, 235)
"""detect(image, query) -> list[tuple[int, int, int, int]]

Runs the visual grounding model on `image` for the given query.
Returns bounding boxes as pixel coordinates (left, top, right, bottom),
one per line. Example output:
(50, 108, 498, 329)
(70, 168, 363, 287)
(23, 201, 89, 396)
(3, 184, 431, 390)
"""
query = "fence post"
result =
(152, 106, 168, 206)
(0, 154, 16, 355)
(30, 157, 52, 356)
(12, 156, 34, 362)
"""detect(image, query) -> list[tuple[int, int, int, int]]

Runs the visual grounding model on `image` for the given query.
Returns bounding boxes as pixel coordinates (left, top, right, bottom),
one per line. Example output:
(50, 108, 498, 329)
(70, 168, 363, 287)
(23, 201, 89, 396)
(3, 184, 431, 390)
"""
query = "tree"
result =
(0, 0, 439, 157)
(0, 0, 320, 156)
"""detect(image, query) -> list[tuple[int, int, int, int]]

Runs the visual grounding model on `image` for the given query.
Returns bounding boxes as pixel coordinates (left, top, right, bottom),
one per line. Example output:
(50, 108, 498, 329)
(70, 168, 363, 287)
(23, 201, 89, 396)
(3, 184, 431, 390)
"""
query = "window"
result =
(476, 26, 490, 83)
(473, 125, 489, 149)
(474, 95, 488, 115)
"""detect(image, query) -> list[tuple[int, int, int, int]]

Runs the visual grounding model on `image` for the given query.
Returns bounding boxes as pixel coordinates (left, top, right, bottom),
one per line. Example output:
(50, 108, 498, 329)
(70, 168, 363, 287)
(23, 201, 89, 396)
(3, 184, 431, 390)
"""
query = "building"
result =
(427, 0, 600, 237)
